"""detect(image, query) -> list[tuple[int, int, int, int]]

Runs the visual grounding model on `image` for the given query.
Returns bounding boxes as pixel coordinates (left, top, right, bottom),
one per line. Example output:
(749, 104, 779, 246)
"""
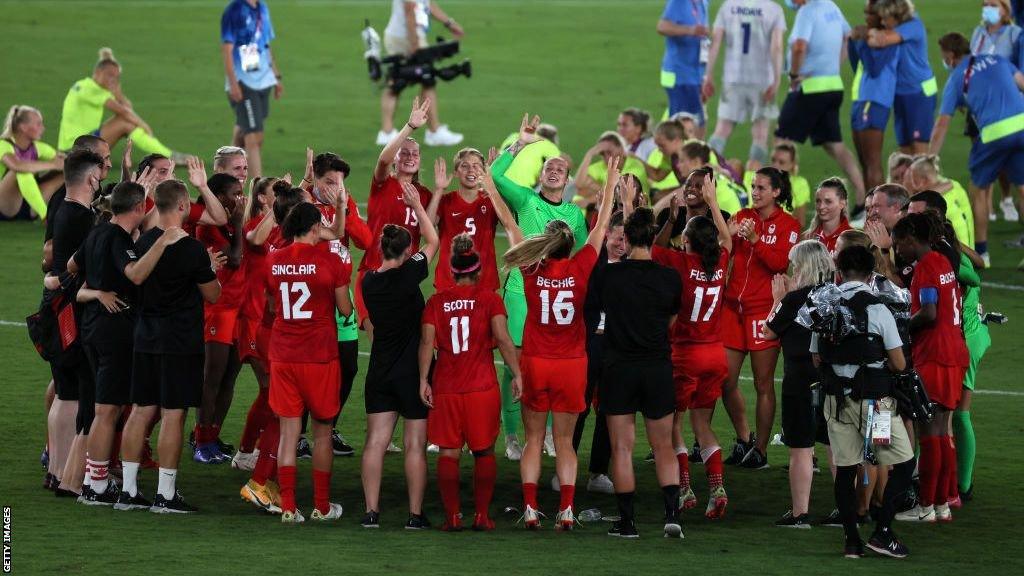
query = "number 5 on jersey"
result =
(279, 281, 311, 319)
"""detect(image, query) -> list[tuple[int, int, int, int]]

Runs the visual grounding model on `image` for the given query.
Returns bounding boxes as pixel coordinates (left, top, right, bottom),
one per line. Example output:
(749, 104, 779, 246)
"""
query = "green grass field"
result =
(3, 1, 1024, 574)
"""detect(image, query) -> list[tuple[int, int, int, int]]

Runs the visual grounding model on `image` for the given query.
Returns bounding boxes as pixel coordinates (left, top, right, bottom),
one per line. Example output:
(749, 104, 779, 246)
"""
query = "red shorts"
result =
(204, 305, 240, 345)
(427, 387, 501, 451)
(672, 342, 728, 411)
(269, 360, 341, 421)
(520, 355, 587, 413)
(916, 362, 966, 410)
(354, 269, 368, 330)
(235, 316, 263, 363)
(721, 304, 779, 352)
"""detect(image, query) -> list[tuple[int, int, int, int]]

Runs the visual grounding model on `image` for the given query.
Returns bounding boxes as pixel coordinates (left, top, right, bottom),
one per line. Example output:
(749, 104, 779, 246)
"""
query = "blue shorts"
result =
(665, 84, 705, 126)
(850, 101, 891, 132)
(893, 92, 935, 146)
(968, 130, 1024, 187)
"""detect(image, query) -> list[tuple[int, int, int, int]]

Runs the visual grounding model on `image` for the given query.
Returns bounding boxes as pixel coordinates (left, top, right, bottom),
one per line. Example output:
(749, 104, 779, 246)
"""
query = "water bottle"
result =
(578, 508, 602, 522)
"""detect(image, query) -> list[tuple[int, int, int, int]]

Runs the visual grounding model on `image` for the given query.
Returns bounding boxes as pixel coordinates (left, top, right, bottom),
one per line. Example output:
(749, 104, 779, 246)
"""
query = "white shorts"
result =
(717, 83, 780, 124)
(384, 32, 429, 57)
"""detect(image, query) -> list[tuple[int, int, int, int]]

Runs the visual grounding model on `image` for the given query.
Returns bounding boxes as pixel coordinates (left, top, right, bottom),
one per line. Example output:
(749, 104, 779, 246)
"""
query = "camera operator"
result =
(811, 245, 914, 559)
(378, 0, 464, 147)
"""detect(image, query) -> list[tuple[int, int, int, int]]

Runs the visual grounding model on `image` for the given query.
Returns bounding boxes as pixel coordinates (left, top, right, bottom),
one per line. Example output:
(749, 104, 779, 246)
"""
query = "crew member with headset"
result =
(810, 245, 914, 559)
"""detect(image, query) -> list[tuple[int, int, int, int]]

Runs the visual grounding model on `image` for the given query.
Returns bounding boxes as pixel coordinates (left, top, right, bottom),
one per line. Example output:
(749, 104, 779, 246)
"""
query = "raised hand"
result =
(605, 155, 623, 190)
(517, 113, 542, 145)
(486, 146, 498, 167)
(701, 173, 719, 207)
(208, 248, 228, 272)
(738, 218, 758, 243)
(187, 156, 208, 190)
(865, 220, 892, 250)
(407, 96, 431, 130)
(433, 157, 452, 192)
(401, 181, 423, 208)
(122, 139, 134, 171)
(771, 273, 791, 302)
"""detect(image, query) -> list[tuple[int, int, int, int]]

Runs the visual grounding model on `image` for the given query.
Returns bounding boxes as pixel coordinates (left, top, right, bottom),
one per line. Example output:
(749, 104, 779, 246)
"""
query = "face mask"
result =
(785, 0, 799, 10)
(983, 5, 1002, 25)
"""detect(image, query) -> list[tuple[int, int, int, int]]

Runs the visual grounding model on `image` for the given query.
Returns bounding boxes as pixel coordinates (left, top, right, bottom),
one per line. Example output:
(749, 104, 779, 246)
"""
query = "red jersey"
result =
(910, 251, 969, 368)
(422, 283, 506, 394)
(811, 217, 853, 255)
(361, 176, 432, 271)
(196, 222, 247, 309)
(521, 245, 599, 359)
(434, 191, 499, 291)
(240, 213, 271, 321)
(725, 207, 800, 313)
(309, 190, 374, 252)
(145, 197, 204, 233)
(653, 246, 730, 345)
(259, 226, 289, 328)
(267, 242, 351, 363)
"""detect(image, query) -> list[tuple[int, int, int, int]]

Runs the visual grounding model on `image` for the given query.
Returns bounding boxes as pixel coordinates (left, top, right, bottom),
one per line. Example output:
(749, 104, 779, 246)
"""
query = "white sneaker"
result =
(425, 125, 463, 147)
(550, 474, 560, 492)
(543, 432, 557, 458)
(555, 506, 578, 531)
(281, 509, 306, 524)
(386, 441, 403, 454)
(989, 211, 999, 222)
(504, 435, 523, 461)
(981, 252, 991, 269)
(230, 450, 258, 472)
(376, 129, 398, 146)
(518, 504, 545, 529)
(935, 502, 952, 522)
(1001, 196, 1019, 222)
(895, 504, 935, 523)
(311, 502, 344, 521)
(426, 444, 440, 454)
(587, 474, 614, 494)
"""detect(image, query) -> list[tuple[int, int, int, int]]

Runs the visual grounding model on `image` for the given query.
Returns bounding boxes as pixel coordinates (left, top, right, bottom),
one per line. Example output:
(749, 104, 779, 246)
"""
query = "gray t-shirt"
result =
(810, 281, 903, 379)
(713, 0, 786, 88)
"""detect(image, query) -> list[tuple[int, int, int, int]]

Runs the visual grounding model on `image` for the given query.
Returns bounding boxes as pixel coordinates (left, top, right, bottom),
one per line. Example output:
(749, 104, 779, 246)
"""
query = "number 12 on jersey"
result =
(279, 281, 311, 320)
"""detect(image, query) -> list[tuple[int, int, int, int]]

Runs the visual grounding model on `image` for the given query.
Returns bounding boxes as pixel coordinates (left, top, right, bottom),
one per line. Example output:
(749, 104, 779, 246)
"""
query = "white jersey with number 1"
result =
(713, 0, 786, 88)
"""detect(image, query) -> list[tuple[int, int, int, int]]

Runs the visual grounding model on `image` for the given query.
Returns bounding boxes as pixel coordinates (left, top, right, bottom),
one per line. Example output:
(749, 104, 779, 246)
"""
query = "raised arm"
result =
(426, 157, 450, 225)
(402, 182, 439, 261)
(586, 156, 621, 252)
(189, 158, 229, 226)
(482, 171, 522, 246)
(655, 195, 680, 248)
(701, 173, 732, 253)
(573, 144, 603, 198)
(374, 96, 431, 183)
(491, 114, 542, 211)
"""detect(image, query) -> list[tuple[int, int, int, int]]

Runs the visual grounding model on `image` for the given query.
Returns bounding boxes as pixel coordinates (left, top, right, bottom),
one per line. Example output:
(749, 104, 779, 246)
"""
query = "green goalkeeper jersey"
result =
(491, 150, 588, 295)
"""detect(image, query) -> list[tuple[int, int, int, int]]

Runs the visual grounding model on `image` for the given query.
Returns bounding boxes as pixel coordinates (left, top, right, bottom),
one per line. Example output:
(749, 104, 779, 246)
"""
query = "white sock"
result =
(122, 461, 140, 497)
(700, 446, 722, 464)
(90, 459, 110, 494)
(83, 459, 93, 488)
(158, 467, 177, 500)
(675, 445, 688, 456)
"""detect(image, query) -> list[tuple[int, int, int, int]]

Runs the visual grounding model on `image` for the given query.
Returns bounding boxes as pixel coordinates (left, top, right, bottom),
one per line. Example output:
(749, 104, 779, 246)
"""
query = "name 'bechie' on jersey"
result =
(521, 244, 598, 358)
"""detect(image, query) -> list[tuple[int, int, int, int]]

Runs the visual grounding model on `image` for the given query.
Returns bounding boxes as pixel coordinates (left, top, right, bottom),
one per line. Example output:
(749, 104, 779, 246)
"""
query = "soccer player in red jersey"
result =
(652, 172, 733, 519)
(231, 176, 278, 471)
(194, 172, 247, 463)
(267, 202, 354, 523)
(503, 157, 621, 530)
(136, 154, 228, 232)
(419, 234, 521, 531)
(805, 177, 853, 255)
(720, 166, 800, 468)
(360, 183, 439, 529)
(893, 212, 969, 523)
(427, 148, 501, 292)
(360, 98, 434, 336)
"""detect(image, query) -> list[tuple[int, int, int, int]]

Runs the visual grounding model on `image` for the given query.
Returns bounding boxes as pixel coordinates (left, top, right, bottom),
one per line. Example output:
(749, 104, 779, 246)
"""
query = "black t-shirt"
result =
(599, 259, 681, 362)
(766, 285, 818, 394)
(44, 186, 68, 243)
(50, 198, 95, 275)
(362, 252, 429, 381)
(134, 227, 217, 355)
(74, 222, 139, 344)
(583, 247, 614, 335)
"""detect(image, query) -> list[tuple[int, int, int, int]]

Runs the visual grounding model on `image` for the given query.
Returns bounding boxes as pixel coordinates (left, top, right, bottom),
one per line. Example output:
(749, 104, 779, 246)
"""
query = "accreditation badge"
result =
(240, 43, 261, 72)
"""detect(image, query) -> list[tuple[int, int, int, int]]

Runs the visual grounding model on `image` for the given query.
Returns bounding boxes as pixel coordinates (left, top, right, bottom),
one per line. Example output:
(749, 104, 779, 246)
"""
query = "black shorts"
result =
(364, 372, 428, 420)
(775, 89, 843, 146)
(229, 83, 272, 134)
(132, 352, 204, 410)
(339, 340, 359, 409)
(51, 357, 84, 401)
(84, 341, 133, 406)
(781, 391, 829, 448)
(599, 358, 675, 420)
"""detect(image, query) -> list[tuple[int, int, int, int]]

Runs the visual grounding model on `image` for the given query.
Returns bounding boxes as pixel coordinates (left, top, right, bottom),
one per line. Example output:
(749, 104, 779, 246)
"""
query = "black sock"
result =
(616, 491, 635, 523)
(834, 465, 861, 545)
(879, 458, 915, 533)
(661, 484, 680, 520)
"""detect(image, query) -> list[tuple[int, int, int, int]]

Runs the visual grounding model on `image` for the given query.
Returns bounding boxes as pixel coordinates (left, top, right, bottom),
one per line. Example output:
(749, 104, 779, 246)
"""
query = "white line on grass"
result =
(981, 281, 1024, 292)
(0, 319, 1020, 394)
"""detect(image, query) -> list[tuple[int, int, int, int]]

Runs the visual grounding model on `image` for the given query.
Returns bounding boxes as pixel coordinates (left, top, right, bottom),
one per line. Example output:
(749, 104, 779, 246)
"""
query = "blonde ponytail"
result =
(0, 105, 40, 141)
(95, 47, 119, 70)
(503, 220, 574, 271)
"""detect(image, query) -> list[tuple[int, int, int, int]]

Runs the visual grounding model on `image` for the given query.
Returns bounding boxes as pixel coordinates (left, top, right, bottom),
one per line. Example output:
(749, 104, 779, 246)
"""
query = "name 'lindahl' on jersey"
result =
(272, 264, 317, 275)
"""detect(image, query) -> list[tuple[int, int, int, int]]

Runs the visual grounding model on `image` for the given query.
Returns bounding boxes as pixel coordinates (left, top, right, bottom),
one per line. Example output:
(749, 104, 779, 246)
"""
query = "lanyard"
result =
(976, 26, 1007, 54)
(963, 56, 977, 95)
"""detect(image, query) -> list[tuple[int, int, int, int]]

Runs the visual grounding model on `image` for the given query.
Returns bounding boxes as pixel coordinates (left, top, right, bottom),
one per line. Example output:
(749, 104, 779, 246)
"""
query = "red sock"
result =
(918, 435, 940, 507)
(940, 435, 958, 504)
(704, 447, 724, 489)
(559, 483, 576, 512)
(676, 452, 691, 490)
(437, 456, 461, 517)
(313, 469, 331, 515)
(522, 482, 539, 510)
(252, 418, 280, 485)
(278, 465, 297, 513)
(193, 423, 203, 445)
(210, 423, 222, 443)
(473, 454, 497, 517)
(239, 389, 271, 453)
